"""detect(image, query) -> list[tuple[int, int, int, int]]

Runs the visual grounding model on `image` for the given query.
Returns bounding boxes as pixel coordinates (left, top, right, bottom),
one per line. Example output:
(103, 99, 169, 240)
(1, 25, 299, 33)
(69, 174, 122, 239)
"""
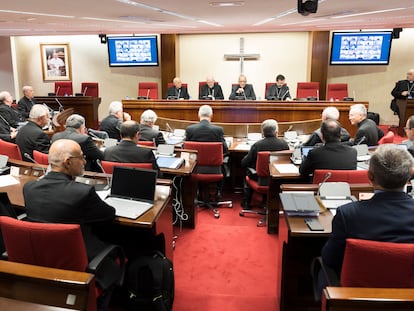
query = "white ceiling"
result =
(0, 0, 414, 36)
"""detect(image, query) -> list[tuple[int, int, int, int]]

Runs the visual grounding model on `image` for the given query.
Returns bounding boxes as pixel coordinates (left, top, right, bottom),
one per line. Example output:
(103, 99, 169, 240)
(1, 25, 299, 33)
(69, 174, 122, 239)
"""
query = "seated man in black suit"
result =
(103, 120, 160, 175)
(17, 85, 37, 120)
(185, 104, 228, 198)
(265, 74, 291, 101)
(199, 76, 224, 100)
(302, 106, 350, 146)
(139, 109, 166, 146)
(52, 114, 104, 172)
(165, 77, 190, 100)
(100, 101, 131, 141)
(15, 104, 50, 159)
(403, 115, 414, 157)
(299, 119, 357, 177)
(23, 139, 119, 310)
(241, 119, 289, 208)
(229, 74, 256, 100)
(0, 117, 17, 142)
(319, 144, 414, 284)
(0, 91, 21, 128)
(348, 103, 384, 146)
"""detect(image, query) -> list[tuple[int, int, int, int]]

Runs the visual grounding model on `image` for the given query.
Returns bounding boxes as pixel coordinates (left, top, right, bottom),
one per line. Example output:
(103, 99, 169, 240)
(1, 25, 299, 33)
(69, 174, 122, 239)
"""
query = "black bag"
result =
(367, 111, 380, 125)
(125, 251, 174, 311)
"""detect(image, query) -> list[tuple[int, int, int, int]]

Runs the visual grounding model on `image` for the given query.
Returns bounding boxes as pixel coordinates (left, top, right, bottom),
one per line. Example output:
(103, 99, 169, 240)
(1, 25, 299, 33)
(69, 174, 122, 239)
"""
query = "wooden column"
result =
(160, 34, 177, 98)
(309, 31, 330, 100)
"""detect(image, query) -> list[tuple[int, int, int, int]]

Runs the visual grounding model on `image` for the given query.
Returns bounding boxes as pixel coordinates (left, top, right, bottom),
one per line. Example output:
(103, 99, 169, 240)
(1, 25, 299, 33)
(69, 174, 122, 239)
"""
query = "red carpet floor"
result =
(172, 192, 284, 311)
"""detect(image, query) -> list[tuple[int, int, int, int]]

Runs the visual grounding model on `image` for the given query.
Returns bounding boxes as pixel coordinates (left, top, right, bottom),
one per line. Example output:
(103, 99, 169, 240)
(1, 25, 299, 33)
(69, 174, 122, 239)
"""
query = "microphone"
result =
(177, 88, 181, 99)
(83, 86, 88, 96)
(56, 86, 61, 96)
(316, 89, 319, 101)
(24, 152, 47, 177)
(317, 172, 332, 197)
(96, 159, 111, 190)
(166, 122, 174, 133)
(280, 88, 289, 100)
(286, 125, 293, 132)
(42, 103, 54, 118)
(146, 88, 150, 99)
(356, 136, 366, 145)
(55, 98, 64, 112)
(243, 88, 247, 100)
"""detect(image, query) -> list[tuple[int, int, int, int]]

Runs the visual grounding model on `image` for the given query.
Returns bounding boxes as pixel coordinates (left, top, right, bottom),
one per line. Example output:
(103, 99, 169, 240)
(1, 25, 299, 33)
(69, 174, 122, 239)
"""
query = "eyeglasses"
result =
(69, 154, 86, 160)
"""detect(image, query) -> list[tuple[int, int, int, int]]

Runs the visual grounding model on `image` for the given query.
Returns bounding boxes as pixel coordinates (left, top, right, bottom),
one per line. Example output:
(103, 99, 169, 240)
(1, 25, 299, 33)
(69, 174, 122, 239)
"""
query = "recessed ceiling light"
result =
(210, 2, 245, 7)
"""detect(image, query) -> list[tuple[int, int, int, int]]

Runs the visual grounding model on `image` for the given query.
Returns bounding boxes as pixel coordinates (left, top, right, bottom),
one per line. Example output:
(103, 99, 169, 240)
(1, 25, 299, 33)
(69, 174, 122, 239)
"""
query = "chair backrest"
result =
(0, 139, 22, 160)
(137, 141, 155, 147)
(326, 83, 348, 100)
(377, 131, 394, 144)
(264, 82, 273, 98)
(313, 169, 370, 184)
(256, 151, 270, 178)
(33, 150, 49, 165)
(55, 81, 73, 96)
(183, 142, 223, 167)
(296, 82, 320, 99)
(81, 82, 99, 97)
(138, 82, 159, 99)
(0, 216, 89, 272)
(341, 238, 414, 288)
(100, 160, 153, 174)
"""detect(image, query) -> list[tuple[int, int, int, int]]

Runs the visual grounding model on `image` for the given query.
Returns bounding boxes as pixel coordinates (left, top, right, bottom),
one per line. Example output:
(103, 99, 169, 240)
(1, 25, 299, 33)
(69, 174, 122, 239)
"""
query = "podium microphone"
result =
(23, 152, 47, 176)
(243, 89, 247, 100)
(146, 88, 150, 99)
(286, 125, 293, 132)
(317, 172, 332, 197)
(56, 86, 61, 96)
(83, 86, 88, 96)
(356, 136, 366, 145)
(166, 122, 174, 133)
(55, 98, 64, 112)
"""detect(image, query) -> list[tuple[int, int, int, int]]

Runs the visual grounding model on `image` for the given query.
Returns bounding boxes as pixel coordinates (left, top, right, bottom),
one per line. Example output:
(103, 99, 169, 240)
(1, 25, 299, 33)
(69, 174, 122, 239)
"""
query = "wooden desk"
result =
(123, 99, 368, 137)
(35, 96, 101, 129)
(0, 261, 95, 310)
(396, 98, 414, 136)
(1, 159, 174, 260)
(0, 297, 74, 311)
(278, 183, 374, 311)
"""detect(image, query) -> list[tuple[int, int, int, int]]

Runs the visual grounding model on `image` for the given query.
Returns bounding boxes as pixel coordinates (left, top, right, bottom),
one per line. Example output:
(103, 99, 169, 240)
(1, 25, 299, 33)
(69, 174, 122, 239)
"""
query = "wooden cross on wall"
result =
(224, 37, 260, 74)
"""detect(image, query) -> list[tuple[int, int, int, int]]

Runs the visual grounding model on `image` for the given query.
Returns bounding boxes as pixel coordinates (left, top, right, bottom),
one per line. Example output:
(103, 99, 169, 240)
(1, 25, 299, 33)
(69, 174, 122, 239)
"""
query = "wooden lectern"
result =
(396, 98, 414, 136)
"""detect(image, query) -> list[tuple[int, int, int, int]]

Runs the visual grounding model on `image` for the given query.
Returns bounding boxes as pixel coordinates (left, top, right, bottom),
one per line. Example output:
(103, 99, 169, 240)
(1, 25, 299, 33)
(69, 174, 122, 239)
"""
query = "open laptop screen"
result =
(301, 146, 314, 157)
(110, 166, 157, 203)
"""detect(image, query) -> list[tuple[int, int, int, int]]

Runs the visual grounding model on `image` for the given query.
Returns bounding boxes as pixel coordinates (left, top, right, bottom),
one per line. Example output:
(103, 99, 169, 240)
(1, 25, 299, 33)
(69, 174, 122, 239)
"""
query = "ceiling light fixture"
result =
(209, 1, 245, 7)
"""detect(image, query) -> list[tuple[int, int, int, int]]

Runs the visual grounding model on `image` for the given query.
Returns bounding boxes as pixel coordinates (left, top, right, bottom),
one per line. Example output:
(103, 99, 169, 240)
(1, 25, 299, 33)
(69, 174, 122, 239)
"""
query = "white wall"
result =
(178, 32, 309, 100)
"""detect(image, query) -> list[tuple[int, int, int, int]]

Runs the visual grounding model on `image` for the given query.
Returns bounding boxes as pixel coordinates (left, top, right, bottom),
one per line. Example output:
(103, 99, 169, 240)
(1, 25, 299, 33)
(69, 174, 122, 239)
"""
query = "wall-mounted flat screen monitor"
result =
(107, 35, 159, 67)
(330, 31, 392, 65)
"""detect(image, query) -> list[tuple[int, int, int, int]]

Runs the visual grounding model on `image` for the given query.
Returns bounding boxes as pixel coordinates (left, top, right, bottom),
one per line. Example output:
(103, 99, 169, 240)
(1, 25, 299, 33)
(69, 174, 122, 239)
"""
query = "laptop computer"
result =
(301, 146, 314, 157)
(103, 166, 157, 219)
(0, 155, 9, 175)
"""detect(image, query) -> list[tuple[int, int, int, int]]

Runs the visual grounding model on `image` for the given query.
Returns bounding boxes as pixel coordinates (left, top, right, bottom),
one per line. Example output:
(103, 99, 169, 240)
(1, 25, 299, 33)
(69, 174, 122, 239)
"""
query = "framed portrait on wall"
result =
(40, 43, 71, 81)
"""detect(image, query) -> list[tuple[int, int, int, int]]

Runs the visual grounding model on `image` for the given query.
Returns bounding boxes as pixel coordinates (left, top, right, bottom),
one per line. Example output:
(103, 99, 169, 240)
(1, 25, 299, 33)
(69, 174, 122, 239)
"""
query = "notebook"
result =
(104, 166, 157, 219)
(156, 156, 184, 169)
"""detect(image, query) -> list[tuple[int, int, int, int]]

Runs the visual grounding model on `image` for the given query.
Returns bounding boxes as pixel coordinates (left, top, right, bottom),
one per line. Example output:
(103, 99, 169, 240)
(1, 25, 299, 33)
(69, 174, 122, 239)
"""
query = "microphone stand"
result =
(317, 172, 332, 197)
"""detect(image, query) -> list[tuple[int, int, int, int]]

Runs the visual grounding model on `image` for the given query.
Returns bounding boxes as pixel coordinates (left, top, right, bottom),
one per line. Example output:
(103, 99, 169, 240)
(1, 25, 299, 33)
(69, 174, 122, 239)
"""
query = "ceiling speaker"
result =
(392, 28, 403, 39)
(298, 0, 318, 16)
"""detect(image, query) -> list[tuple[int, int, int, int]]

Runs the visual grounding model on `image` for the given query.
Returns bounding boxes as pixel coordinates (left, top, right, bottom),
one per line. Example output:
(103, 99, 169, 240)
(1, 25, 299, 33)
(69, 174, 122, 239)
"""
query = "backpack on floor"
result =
(125, 250, 174, 311)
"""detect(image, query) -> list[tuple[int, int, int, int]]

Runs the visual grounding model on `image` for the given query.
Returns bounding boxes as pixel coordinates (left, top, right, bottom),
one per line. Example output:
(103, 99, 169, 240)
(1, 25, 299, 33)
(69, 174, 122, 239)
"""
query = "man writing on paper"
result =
(299, 119, 357, 177)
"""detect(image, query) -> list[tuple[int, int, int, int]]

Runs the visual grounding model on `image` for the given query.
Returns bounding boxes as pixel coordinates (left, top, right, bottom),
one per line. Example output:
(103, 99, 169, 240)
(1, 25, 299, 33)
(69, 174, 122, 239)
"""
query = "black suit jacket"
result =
(24, 171, 115, 260)
(241, 136, 289, 169)
(0, 103, 21, 128)
(229, 84, 256, 100)
(99, 115, 122, 141)
(103, 140, 160, 173)
(17, 96, 36, 119)
(321, 191, 414, 275)
(265, 84, 291, 100)
(185, 119, 228, 153)
(391, 79, 414, 99)
(165, 86, 190, 99)
(199, 84, 224, 100)
(354, 118, 384, 146)
(15, 120, 50, 159)
(299, 141, 357, 176)
(139, 124, 166, 146)
(0, 118, 13, 142)
(302, 127, 351, 146)
(52, 128, 104, 171)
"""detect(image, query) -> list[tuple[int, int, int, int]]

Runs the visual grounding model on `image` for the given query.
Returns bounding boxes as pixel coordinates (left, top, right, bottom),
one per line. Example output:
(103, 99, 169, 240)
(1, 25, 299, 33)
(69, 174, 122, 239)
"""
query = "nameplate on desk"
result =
(273, 163, 299, 174)
(318, 196, 356, 209)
